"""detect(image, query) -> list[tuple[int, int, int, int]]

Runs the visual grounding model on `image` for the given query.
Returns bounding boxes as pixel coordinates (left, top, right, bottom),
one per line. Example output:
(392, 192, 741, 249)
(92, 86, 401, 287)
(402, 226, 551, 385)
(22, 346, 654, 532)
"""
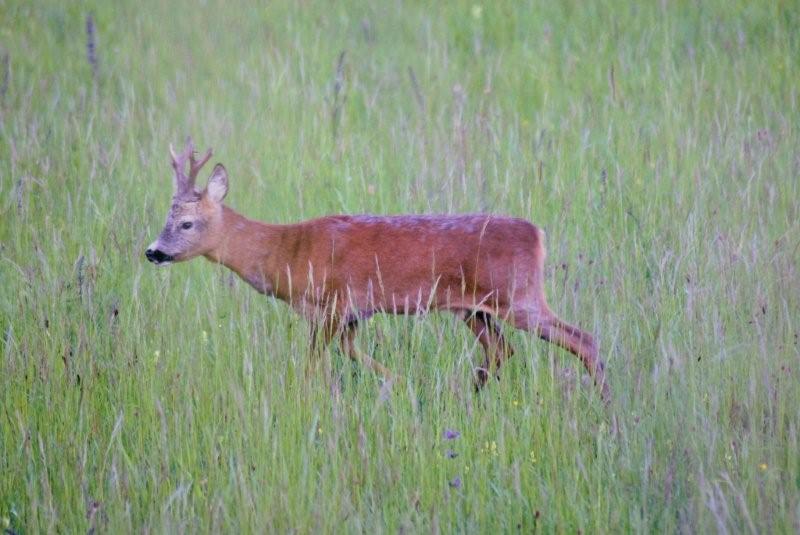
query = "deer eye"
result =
(180, 221, 193, 230)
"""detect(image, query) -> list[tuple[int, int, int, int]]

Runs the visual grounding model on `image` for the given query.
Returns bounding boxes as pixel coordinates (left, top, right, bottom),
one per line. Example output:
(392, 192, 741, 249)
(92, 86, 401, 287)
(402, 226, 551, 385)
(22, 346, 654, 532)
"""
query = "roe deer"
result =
(146, 138, 608, 400)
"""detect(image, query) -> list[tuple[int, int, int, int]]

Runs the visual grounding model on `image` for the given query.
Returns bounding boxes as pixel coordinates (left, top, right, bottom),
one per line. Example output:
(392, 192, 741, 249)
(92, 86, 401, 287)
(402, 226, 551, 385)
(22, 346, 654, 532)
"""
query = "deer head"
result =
(145, 138, 229, 265)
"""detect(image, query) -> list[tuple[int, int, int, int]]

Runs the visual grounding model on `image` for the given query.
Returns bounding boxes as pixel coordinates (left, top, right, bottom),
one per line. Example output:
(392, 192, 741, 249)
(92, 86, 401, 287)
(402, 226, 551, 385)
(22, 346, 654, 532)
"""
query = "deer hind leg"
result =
(464, 311, 515, 390)
(512, 306, 609, 401)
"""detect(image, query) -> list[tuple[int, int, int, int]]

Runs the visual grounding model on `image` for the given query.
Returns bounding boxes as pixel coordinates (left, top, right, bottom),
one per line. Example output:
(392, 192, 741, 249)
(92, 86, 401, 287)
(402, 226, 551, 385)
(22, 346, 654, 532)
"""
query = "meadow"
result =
(1, 0, 799, 532)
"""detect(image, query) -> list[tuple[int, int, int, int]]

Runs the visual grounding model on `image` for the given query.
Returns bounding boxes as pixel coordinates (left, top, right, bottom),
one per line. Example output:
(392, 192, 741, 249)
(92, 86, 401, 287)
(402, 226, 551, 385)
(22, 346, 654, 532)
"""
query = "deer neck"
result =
(204, 205, 282, 296)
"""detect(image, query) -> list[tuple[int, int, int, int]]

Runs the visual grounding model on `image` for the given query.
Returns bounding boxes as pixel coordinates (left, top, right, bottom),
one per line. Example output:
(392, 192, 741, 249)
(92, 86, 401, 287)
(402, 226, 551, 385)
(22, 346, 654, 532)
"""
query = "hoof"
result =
(473, 368, 489, 392)
(473, 368, 500, 392)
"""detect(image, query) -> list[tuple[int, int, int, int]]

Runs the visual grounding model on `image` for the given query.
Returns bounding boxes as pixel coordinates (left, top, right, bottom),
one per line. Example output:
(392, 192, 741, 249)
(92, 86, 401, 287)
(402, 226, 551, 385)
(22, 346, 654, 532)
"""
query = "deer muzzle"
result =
(145, 247, 174, 265)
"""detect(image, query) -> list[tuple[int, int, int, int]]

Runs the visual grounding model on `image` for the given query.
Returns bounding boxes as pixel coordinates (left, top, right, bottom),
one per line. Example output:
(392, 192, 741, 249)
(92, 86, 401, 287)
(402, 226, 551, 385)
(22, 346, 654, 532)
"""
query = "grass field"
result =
(1, 0, 799, 532)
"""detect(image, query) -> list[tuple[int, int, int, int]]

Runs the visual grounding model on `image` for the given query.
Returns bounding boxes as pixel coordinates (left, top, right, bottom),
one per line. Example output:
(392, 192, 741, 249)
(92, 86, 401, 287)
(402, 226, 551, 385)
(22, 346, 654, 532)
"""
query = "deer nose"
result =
(145, 248, 173, 264)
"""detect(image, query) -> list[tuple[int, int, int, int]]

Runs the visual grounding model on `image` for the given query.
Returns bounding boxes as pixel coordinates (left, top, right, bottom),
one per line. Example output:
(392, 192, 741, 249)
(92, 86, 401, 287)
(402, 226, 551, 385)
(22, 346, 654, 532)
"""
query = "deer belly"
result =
(342, 275, 494, 316)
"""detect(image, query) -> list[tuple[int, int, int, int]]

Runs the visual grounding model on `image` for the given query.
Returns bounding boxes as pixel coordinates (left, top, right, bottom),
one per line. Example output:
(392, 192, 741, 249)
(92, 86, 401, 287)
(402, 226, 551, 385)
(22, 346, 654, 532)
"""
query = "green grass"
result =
(1, 0, 799, 532)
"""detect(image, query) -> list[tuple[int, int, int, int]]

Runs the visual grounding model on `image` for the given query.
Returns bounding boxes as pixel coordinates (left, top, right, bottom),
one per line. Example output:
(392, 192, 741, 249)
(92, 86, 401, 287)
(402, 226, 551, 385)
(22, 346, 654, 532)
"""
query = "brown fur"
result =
(147, 141, 609, 400)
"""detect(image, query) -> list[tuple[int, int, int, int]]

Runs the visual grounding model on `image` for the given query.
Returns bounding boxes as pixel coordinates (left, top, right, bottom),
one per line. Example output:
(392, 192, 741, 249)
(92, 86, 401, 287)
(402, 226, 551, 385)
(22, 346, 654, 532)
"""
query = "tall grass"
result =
(1, 0, 798, 532)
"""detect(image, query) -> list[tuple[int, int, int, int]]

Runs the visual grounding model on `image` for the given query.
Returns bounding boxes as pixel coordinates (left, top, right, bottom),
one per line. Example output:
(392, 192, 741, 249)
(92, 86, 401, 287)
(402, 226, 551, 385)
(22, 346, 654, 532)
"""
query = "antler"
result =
(169, 137, 213, 194)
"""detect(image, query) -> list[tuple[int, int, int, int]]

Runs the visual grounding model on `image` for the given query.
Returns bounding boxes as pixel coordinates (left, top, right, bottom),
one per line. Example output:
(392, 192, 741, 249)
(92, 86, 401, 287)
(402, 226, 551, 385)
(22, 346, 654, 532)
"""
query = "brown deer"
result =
(146, 138, 608, 400)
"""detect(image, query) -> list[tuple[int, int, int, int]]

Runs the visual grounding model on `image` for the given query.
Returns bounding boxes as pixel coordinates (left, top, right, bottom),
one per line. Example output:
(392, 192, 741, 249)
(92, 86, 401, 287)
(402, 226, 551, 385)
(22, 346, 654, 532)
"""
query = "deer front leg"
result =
(340, 320, 399, 384)
(305, 315, 339, 381)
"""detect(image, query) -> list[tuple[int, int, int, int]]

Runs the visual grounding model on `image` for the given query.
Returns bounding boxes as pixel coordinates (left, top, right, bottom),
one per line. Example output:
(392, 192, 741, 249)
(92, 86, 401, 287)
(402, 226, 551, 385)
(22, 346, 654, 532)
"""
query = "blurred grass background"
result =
(1, 0, 798, 532)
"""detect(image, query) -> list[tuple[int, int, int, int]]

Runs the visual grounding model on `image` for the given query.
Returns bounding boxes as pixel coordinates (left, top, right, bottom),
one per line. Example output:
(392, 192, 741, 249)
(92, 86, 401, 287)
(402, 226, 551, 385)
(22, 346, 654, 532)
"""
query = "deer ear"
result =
(205, 164, 228, 203)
